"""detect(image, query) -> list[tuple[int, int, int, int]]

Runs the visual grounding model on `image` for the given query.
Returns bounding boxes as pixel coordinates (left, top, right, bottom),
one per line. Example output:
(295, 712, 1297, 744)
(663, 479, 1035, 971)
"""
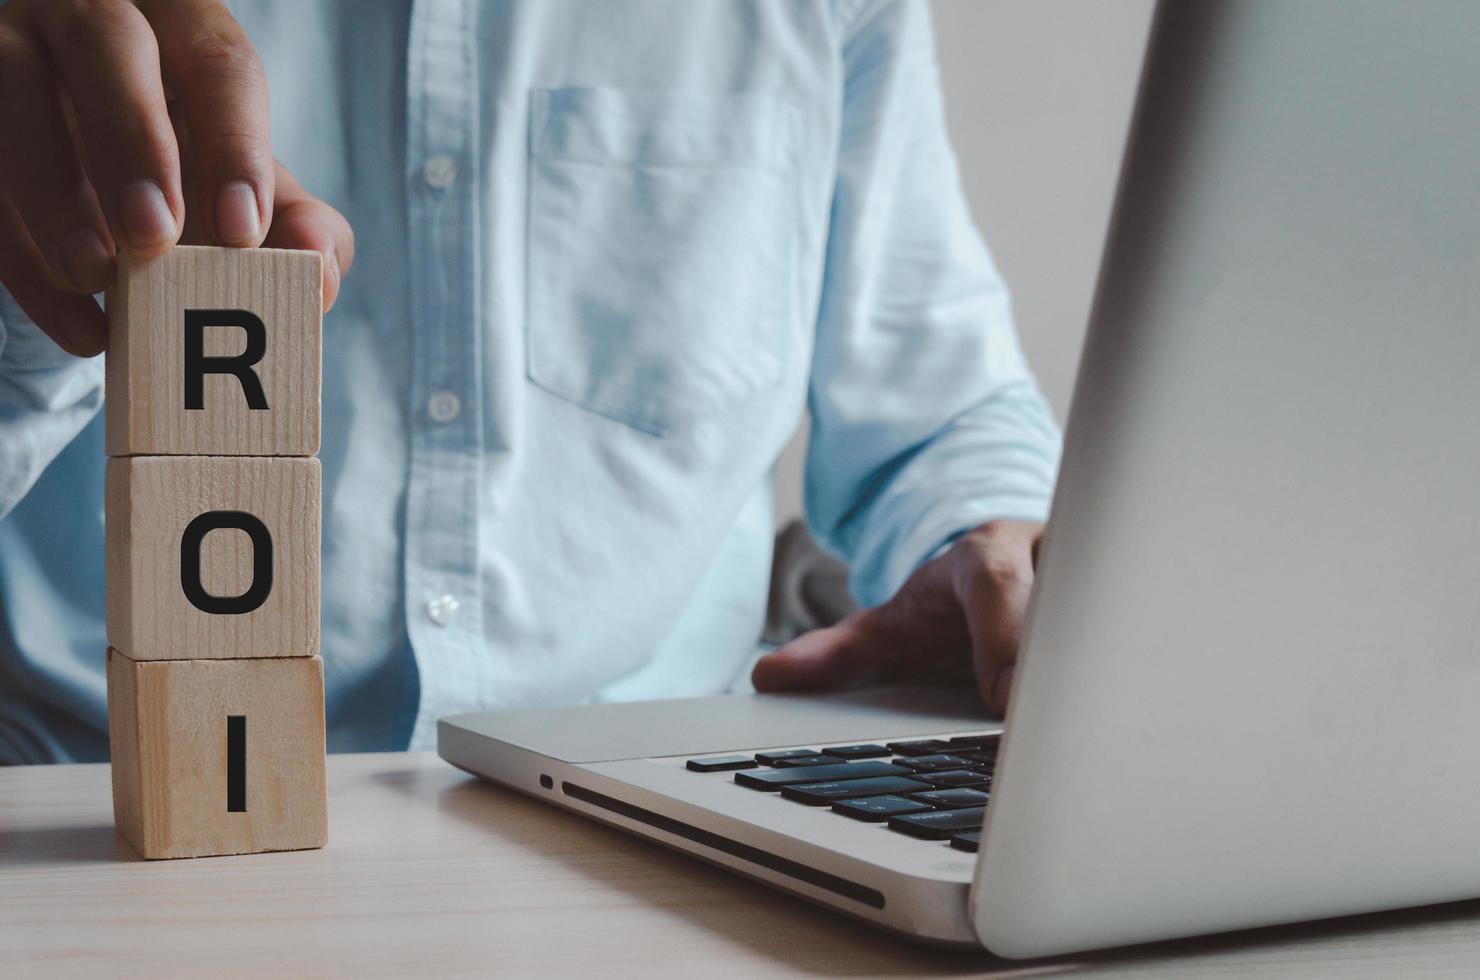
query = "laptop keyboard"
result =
(685, 733, 999, 852)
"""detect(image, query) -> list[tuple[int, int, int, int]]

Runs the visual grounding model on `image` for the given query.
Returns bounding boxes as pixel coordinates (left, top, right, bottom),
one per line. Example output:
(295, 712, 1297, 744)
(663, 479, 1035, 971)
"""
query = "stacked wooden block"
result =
(104, 246, 328, 859)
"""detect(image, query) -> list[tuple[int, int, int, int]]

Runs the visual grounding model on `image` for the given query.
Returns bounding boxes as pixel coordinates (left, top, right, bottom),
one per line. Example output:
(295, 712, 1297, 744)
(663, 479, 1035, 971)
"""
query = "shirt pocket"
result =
(526, 87, 796, 436)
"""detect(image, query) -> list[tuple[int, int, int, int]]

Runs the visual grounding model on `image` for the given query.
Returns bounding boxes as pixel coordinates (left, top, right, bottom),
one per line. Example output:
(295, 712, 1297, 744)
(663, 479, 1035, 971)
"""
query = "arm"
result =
(754, 0, 1060, 713)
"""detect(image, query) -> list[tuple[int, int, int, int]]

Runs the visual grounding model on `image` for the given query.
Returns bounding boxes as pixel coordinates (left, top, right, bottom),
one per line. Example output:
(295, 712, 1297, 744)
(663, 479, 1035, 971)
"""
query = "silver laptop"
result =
(439, 0, 1480, 957)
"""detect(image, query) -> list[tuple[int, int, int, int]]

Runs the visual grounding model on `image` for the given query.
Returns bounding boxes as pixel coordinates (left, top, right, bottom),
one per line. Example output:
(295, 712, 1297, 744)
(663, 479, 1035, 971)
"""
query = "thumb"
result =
(261, 161, 354, 312)
(751, 616, 888, 693)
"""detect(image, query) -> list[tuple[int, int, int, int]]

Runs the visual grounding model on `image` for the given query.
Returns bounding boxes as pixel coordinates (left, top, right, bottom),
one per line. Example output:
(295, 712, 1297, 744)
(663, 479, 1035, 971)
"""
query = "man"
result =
(0, 0, 1060, 764)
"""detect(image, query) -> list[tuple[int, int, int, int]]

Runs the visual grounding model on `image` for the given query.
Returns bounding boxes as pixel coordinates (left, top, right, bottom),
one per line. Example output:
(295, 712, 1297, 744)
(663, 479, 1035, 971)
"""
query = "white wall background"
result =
(773, 0, 1156, 525)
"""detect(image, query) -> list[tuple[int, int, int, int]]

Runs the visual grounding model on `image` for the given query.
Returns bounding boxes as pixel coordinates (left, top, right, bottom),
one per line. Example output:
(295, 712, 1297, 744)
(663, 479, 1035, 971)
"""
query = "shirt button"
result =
(426, 594, 460, 627)
(423, 155, 458, 189)
(427, 390, 461, 424)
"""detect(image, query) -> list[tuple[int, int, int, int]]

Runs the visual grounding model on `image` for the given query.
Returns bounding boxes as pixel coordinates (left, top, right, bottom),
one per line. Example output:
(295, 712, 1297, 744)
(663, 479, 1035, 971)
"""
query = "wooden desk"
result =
(4, 752, 1479, 977)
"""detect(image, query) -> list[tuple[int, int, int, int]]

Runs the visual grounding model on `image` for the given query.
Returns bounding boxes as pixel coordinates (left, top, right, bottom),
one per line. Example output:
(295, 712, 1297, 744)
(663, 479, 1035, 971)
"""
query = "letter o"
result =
(180, 511, 274, 615)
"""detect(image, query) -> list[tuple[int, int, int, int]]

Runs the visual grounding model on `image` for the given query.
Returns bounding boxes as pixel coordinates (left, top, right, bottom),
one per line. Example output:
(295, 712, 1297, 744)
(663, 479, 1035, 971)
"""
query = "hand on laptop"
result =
(0, 0, 353, 357)
(752, 520, 1043, 716)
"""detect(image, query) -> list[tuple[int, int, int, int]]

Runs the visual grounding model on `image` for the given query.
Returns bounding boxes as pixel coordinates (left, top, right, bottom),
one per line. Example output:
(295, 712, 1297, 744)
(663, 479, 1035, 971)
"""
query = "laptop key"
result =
(892, 754, 977, 772)
(888, 806, 986, 840)
(780, 775, 931, 805)
(956, 748, 998, 764)
(771, 754, 845, 768)
(886, 739, 955, 756)
(915, 769, 989, 788)
(685, 755, 759, 773)
(734, 760, 909, 790)
(820, 744, 892, 760)
(833, 795, 935, 821)
(948, 735, 1001, 749)
(754, 749, 821, 766)
(950, 831, 982, 853)
(909, 787, 989, 808)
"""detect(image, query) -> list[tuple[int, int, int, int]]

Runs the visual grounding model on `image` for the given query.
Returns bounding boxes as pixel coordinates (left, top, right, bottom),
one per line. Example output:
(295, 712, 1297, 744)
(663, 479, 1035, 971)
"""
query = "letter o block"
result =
(105, 246, 322, 456)
(106, 456, 320, 661)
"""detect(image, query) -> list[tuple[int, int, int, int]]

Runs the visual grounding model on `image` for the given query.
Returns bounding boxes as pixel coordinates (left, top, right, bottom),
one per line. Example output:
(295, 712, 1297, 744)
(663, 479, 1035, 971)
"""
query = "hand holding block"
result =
(105, 245, 322, 456)
(106, 456, 320, 660)
(108, 649, 327, 859)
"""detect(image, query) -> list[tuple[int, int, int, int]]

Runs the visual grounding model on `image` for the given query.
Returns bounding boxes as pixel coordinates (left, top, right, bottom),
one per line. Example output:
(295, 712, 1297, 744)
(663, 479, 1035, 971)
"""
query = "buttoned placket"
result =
(403, 0, 488, 748)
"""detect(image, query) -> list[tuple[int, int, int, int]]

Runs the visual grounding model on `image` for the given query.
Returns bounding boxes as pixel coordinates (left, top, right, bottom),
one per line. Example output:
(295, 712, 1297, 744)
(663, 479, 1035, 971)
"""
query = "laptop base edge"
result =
(437, 718, 983, 949)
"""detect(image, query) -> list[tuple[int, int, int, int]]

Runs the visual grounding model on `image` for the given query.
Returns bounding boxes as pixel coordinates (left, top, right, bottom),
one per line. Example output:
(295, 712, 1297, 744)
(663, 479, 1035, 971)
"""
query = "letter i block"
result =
(108, 648, 328, 859)
(105, 245, 322, 456)
(106, 456, 321, 661)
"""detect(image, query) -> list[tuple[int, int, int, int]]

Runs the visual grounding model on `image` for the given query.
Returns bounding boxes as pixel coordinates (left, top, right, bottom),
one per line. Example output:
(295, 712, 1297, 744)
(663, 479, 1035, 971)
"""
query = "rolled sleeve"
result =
(0, 291, 106, 522)
(807, 0, 1062, 608)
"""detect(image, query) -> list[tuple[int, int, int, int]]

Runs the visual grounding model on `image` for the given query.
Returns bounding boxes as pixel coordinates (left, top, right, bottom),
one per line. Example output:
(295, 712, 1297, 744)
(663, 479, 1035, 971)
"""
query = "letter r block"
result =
(106, 456, 320, 661)
(105, 245, 321, 456)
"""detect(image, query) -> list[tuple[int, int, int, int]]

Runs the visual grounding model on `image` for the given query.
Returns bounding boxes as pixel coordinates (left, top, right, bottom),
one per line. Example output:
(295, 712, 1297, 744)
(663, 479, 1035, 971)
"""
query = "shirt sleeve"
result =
(807, 0, 1062, 609)
(0, 290, 106, 523)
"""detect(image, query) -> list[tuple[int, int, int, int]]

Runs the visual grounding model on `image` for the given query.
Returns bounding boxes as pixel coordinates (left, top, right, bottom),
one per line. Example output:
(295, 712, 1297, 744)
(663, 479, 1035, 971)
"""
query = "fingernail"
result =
(58, 228, 112, 292)
(120, 180, 178, 248)
(312, 252, 340, 313)
(215, 181, 261, 245)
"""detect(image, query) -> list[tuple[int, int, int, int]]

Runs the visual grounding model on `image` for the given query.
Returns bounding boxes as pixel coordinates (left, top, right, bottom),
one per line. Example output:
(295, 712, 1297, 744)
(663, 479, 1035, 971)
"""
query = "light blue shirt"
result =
(0, 0, 1060, 763)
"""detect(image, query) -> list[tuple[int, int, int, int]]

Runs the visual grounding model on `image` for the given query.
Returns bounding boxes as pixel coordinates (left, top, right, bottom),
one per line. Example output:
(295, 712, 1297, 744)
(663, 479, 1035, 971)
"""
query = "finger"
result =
(262, 162, 354, 312)
(951, 527, 1037, 714)
(136, 0, 272, 246)
(28, 0, 182, 253)
(988, 663, 1015, 717)
(0, 19, 114, 293)
(0, 195, 108, 356)
(752, 616, 891, 692)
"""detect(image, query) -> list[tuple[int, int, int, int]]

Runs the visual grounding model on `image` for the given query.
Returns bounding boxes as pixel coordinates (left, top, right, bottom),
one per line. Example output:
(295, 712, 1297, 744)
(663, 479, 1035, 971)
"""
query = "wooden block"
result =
(107, 648, 327, 859)
(105, 245, 321, 456)
(106, 456, 320, 661)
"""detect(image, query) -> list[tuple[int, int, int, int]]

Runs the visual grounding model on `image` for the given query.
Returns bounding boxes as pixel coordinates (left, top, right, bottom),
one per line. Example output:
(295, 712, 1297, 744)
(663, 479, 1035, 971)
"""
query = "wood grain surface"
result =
(6, 752, 1480, 977)
(105, 455, 321, 661)
(105, 245, 321, 457)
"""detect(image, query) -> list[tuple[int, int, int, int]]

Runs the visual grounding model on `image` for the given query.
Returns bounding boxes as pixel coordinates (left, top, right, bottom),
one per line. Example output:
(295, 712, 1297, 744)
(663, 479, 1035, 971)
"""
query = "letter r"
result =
(183, 310, 270, 411)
